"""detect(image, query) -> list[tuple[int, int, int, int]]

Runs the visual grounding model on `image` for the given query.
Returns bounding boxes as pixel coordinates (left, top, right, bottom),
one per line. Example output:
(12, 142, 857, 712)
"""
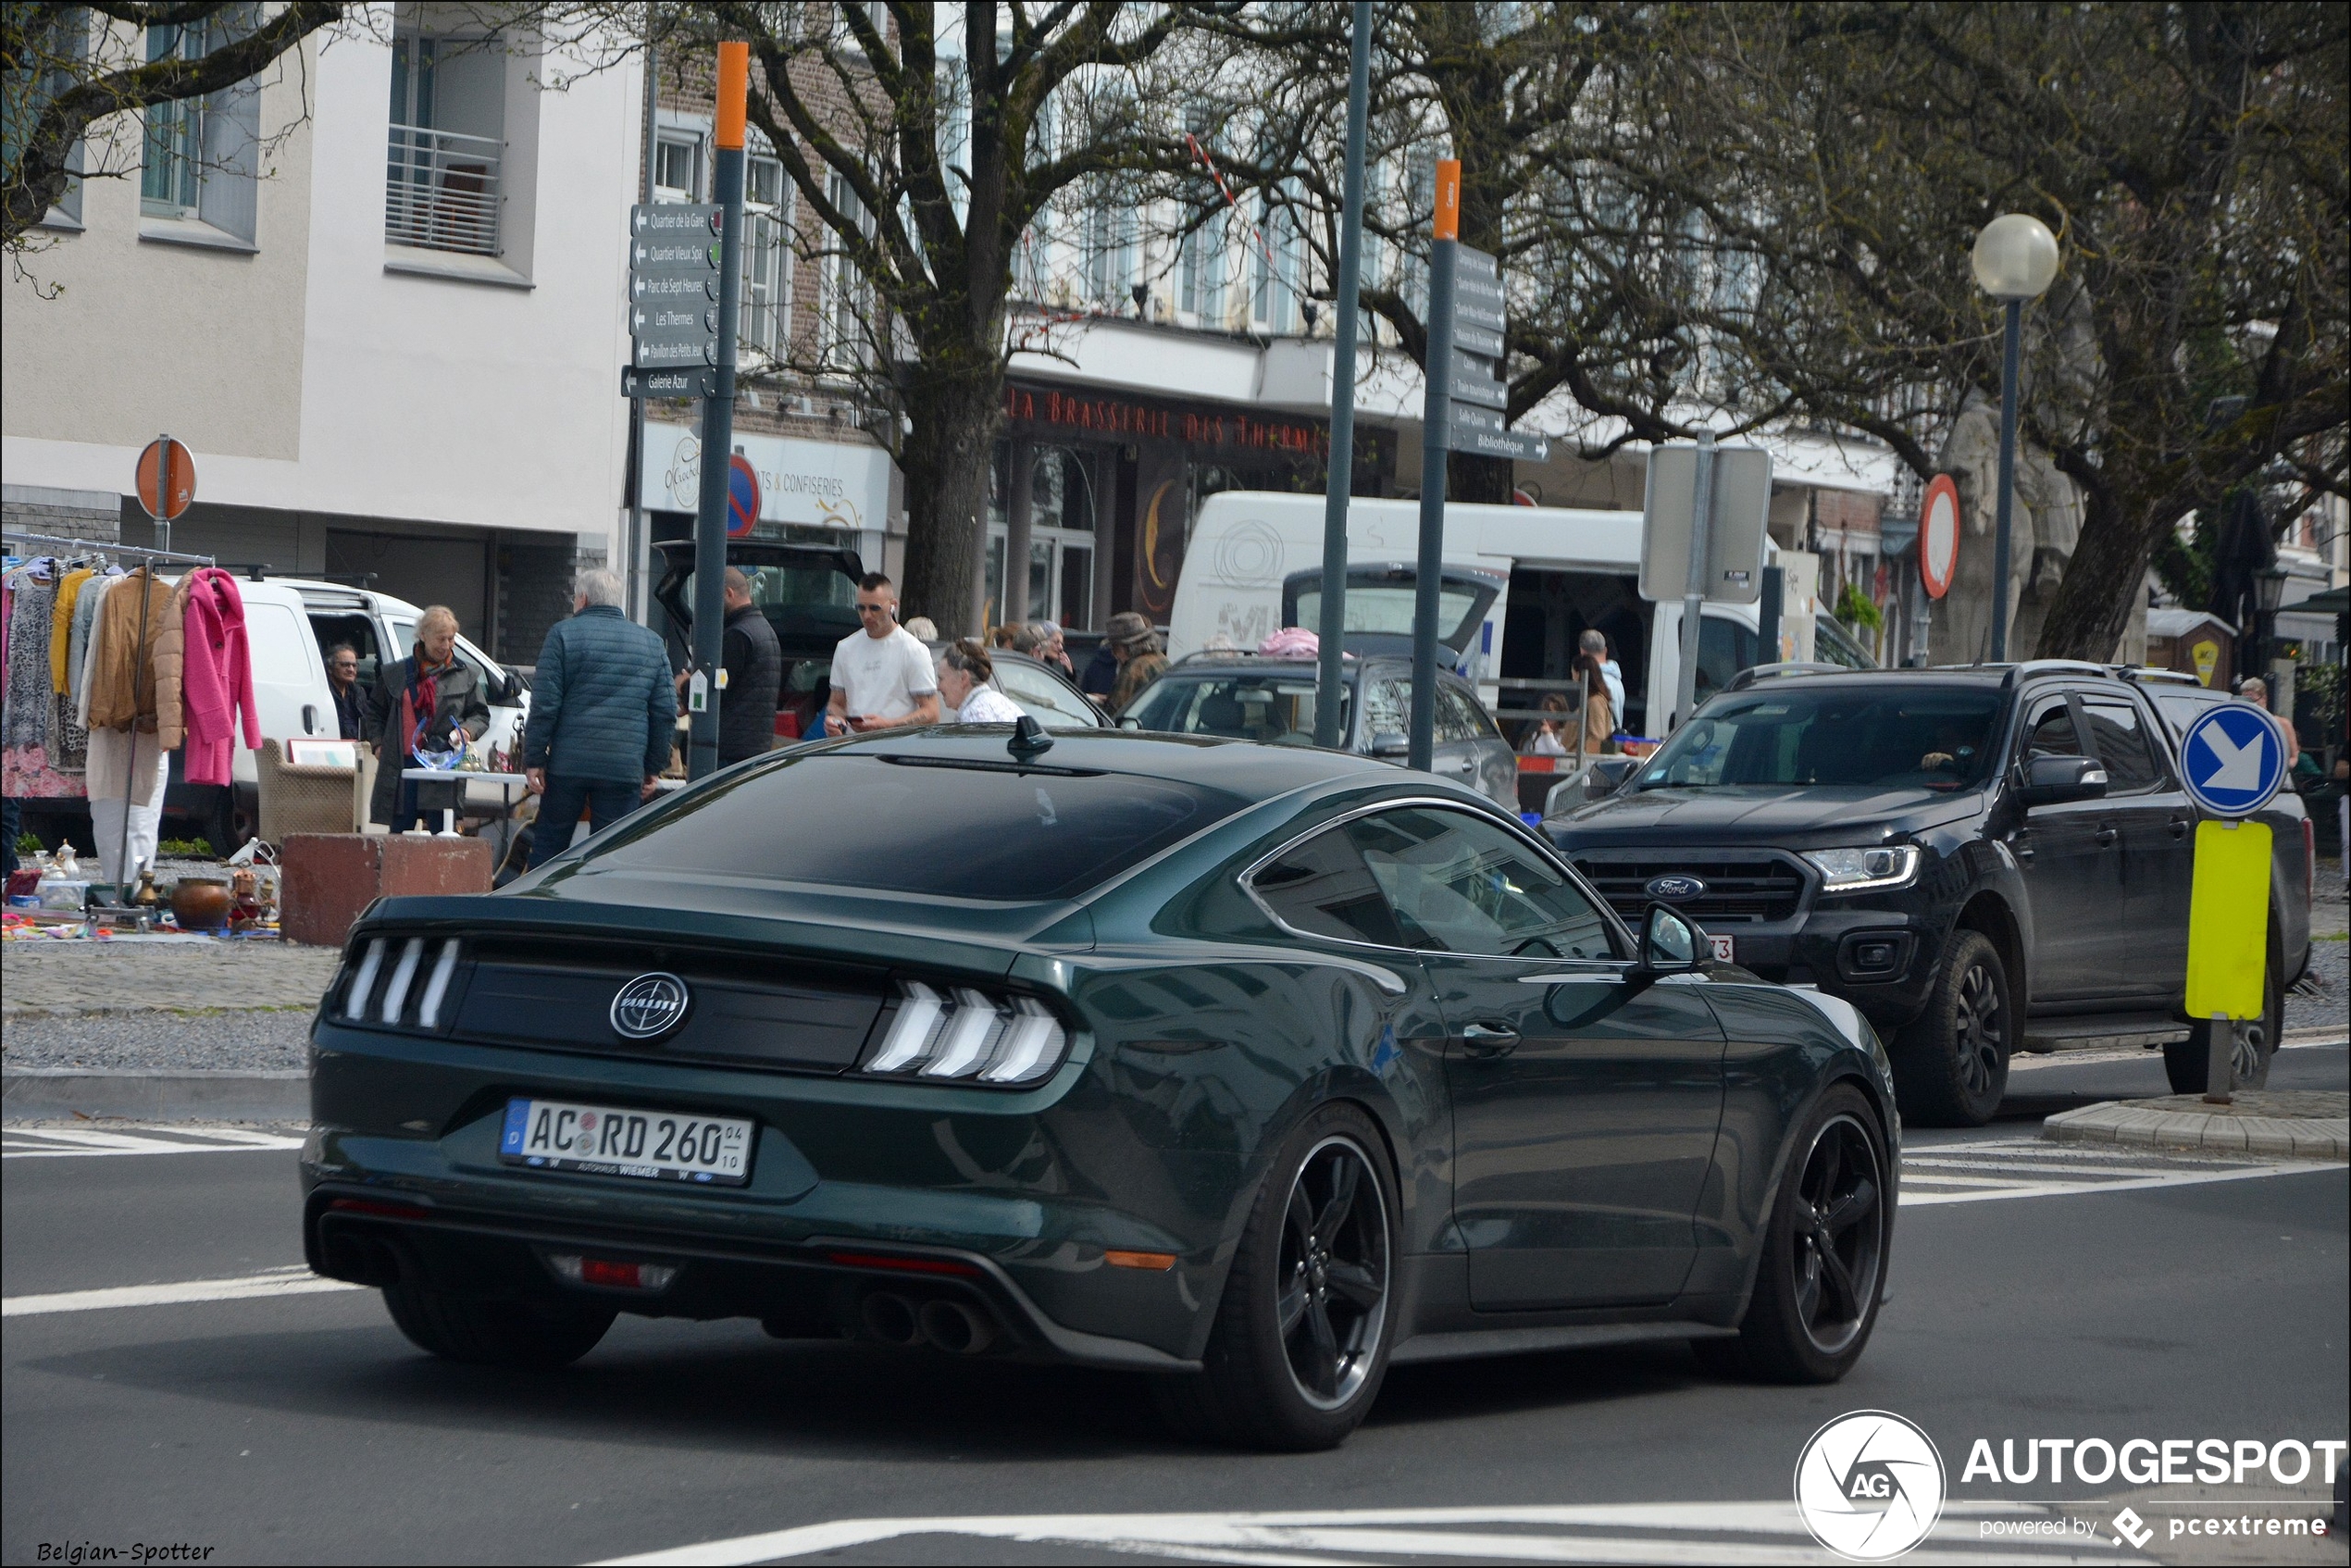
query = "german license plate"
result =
(1710, 934, 1735, 964)
(499, 1097, 753, 1187)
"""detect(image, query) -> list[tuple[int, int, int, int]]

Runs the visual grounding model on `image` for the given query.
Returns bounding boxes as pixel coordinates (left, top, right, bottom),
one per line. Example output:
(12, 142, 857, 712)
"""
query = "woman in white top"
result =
(936, 639, 1026, 725)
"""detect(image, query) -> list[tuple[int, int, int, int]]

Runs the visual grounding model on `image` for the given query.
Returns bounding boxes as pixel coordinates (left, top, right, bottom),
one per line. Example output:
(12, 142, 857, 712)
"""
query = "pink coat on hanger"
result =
(180, 567, 260, 787)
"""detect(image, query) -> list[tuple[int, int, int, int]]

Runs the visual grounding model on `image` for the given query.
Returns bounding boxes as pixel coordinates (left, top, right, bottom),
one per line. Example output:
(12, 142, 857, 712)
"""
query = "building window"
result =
(986, 443, 1098, 630)
(1250, 191, 1300, 334)
(385, 27, 504, 256)
(822, 169, 872, 367)
(140, 7, 260, 240)
(10, 6, 89, 226)
(740, 154, 789, 363)
(1085, 186, 1135, 313)
(1178, 211, 1225, 328)
(653, 133, 701, 202)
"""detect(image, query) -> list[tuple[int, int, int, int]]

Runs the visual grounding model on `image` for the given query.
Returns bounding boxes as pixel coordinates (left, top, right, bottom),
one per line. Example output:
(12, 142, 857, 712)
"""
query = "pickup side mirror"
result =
(2016, 753, 2108, 806)
(1115, 715, 1142, 730)
(1369, 732, 1411, 760)
(1639, 902, 1706, 972)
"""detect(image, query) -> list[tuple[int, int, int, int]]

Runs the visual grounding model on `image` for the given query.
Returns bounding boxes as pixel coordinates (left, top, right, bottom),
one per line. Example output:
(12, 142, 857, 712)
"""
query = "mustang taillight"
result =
(341, 936, 462, 1030)
(861, 980, 1069, 1086)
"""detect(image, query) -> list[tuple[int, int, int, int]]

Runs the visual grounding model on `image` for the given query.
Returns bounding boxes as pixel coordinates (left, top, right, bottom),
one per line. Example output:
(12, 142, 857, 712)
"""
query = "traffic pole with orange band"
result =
(689, 42, 752, 779)
(715, 41, 748, 150)
(1410, 156, 1462, 773)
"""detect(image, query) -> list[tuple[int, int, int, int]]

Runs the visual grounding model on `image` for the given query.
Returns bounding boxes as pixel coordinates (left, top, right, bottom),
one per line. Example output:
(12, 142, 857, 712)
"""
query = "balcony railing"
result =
(386, 124, 501, 256)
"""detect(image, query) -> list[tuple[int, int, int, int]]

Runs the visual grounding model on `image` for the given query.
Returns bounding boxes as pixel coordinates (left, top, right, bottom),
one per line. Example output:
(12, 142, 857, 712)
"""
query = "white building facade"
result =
(4, 5, 643, 663)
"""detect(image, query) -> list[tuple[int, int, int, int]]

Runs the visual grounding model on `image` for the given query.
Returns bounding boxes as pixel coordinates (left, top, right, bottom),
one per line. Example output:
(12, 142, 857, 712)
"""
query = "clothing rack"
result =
(5, 529, 218, 891)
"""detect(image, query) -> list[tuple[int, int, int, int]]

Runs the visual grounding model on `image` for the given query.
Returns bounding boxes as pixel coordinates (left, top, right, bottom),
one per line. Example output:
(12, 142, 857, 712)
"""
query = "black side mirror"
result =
(2016, 753, 2108, 806)
(1639, 902, 1705, 971)
(1369, 732, 1411, 760)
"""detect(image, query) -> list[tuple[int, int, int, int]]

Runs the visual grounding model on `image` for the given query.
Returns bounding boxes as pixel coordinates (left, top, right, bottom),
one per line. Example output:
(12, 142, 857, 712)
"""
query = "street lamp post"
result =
(1970, 213, 2060, 662)
(2255, 562, 2290, 706)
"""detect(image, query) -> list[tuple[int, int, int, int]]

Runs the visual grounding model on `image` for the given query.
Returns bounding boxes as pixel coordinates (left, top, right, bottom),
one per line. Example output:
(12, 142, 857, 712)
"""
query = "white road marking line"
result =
(2, 1266, 361, 1317)
(3, 1125, 305, 1159)
(594, 1503, 2144, 1567)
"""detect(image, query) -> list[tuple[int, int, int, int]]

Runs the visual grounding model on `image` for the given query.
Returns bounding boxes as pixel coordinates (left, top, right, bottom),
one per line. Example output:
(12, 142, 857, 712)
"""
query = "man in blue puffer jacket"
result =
(522, 567, 678, 868)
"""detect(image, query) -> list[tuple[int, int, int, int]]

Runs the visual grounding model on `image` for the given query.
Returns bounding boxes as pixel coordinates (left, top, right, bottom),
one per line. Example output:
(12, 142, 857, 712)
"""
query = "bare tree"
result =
(3, 2, 344, 251)
(674, 1, 1216, 637)
(1630, 3, 2348, 659)
(1197, 3, 1752, 505)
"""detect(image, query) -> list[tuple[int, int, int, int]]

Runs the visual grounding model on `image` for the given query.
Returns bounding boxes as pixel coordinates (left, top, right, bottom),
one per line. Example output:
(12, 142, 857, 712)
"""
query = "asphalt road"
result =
(5, 1045, 2345, 1568)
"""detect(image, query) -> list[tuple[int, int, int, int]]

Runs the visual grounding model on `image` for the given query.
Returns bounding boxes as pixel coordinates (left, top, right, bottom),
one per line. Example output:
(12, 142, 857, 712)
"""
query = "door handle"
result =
(301, 703, 317, 735)
(2168, 816, 2190, 840)
(1460, 1023, 1520, 1058)
(2095, 825, 2119, 848)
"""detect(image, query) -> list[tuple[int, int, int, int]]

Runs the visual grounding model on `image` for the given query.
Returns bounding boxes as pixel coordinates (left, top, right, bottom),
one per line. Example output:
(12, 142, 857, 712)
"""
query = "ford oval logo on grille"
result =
(1645, 875, 1706, 901)
(610, 973, 690, 1040)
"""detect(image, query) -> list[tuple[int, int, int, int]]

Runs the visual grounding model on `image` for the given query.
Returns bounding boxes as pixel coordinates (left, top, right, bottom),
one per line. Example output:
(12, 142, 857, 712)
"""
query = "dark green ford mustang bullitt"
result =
(302, 726, 1899, 1450)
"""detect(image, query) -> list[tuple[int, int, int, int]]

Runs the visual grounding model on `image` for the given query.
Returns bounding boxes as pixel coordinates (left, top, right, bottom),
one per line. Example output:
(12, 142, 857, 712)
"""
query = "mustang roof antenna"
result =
(1008, 715, 1053, 760)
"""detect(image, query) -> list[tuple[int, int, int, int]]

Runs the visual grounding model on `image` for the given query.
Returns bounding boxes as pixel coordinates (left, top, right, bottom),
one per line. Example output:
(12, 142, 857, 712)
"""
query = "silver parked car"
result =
(1118, 653, 1519, 810)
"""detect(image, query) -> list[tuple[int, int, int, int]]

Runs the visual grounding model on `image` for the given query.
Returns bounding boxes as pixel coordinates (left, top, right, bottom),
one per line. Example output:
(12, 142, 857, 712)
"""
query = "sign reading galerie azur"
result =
(638, 423, 893, 548)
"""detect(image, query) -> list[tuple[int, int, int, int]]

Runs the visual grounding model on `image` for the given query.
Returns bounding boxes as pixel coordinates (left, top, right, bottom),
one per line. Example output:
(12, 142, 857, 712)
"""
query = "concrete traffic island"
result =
(2044, 1089, 2349, 1161)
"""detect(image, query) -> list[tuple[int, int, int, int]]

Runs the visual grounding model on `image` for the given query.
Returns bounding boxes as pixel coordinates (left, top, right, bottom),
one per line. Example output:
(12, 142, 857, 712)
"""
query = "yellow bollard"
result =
(2183, 818, 2270, 1103)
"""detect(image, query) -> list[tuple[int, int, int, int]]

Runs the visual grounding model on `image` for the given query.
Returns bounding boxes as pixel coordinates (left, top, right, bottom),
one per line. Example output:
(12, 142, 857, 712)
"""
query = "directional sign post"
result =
(1411, 166, 1551, 772)
(2177, 702, 2288, 1102)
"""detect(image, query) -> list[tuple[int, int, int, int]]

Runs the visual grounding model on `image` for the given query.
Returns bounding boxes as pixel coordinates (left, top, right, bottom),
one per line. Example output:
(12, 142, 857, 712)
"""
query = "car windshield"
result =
(1125, 672, 1347, 745)
(1635, 687, 2007, 791)
(583, 753, 1245, 901)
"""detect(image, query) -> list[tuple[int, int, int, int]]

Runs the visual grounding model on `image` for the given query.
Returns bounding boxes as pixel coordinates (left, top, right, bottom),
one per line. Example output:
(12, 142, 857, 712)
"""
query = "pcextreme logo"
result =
(1795, 1411, 1947, 1562)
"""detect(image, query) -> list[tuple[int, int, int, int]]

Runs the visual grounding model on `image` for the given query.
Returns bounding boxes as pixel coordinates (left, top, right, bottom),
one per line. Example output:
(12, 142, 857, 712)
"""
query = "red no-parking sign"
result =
(1919, 474, 1960, 600)
(726, 454, 761, 539)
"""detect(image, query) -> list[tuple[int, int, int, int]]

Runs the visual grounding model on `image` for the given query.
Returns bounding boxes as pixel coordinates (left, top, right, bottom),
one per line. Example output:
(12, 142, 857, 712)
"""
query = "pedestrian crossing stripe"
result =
(1898, 1139, 2317, 1206)
(2, 1124, 304, 1158)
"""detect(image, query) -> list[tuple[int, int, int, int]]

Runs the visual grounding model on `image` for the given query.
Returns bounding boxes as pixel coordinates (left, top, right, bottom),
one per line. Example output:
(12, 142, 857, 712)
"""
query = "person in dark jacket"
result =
(326, 644, 366, 740)
(715, 567, 781, 765)
(362, 607, 491, 831)
(523, 567, 677, 868)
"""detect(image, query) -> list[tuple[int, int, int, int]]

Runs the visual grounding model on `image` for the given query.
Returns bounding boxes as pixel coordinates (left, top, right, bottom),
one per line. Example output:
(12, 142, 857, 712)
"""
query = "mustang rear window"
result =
(585, 754, 1247, 901)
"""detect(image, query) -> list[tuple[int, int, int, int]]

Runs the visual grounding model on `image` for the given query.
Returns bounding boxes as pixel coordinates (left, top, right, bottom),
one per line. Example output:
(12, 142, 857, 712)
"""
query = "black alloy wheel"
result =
(1275, 1136, 1390, 1411)
(1698, 1084, 1889, 1383)
(1155, 1102, 1396, 1450)
(1889, 929, 2011, 1126)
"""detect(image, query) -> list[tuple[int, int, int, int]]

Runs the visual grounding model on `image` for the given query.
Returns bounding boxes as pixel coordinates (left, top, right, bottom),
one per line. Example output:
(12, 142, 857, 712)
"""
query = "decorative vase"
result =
(171, 877, 233, 932)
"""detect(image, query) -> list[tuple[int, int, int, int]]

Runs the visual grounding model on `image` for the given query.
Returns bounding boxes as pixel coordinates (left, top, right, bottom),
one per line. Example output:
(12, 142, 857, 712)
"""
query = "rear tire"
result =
(1153, 1102, 1396, 1451)
(2164, 952, 2281, 1094)
(382, 1279, 614, 1368)
(1887, 930, 2010, 1126)
(1699, 1084, 1889, 1384)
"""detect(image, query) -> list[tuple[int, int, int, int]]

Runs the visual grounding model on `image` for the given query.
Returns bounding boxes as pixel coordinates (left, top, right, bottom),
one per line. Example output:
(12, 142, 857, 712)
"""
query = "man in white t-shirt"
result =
(826, 573, 940, 732)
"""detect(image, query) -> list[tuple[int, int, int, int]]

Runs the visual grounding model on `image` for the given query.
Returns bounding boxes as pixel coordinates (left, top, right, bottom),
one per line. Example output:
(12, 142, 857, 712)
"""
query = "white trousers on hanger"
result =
(86, 727, 168, 885)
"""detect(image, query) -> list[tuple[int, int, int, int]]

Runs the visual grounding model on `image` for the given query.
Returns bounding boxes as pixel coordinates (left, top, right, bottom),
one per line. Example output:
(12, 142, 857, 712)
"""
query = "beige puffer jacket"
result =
(84, 567, 176, 734)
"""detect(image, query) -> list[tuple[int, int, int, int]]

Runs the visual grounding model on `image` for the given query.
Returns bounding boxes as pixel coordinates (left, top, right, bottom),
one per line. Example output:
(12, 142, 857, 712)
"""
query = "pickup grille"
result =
(1573, 857, 1806, 926)
(331, 931, 888, 1073)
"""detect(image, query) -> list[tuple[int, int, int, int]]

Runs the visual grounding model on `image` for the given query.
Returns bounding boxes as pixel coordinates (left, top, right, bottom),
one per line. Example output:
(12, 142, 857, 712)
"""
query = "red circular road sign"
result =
(1919, 473, 1960, 600)
(726, 454, 761, 539)
(136, 437, 197, 522)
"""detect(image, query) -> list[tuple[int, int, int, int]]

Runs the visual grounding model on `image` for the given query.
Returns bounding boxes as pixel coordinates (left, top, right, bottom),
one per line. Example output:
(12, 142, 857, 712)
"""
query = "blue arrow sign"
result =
(2177, 702, 2285, 817)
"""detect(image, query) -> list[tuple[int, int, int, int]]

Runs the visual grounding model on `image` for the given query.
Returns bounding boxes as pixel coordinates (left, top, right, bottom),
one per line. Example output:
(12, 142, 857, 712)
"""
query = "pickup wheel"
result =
(2164, 957, 2281, 1095)
(1888, 930, 2010, 1126)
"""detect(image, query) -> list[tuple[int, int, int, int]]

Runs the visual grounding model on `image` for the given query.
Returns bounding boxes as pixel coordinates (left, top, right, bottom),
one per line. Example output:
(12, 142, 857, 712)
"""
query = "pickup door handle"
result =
(2095, 825, 2119, 848)
(2169, 816, 2190, 840)
(1461, 1023, 1521, 1058)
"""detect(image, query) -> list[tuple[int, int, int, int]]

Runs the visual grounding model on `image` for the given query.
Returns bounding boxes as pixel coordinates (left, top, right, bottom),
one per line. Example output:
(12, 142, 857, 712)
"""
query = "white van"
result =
(175, 577, 527, 848)
(1168, 492, 1861, 738)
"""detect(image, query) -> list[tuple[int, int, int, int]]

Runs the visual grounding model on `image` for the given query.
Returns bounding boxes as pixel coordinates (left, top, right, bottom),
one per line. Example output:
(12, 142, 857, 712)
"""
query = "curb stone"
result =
(2043, 1090, 2348, 1162)
(2, 1067, 309, 1124)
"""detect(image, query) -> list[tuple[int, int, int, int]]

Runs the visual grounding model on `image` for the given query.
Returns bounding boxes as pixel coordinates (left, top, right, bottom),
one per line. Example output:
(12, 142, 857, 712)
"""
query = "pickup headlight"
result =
(1803, 845, 1921, 894)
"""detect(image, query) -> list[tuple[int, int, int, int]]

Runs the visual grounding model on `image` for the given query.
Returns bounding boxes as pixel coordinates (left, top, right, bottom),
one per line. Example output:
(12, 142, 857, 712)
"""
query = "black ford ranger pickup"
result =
(1548, 662, 2314, 1126)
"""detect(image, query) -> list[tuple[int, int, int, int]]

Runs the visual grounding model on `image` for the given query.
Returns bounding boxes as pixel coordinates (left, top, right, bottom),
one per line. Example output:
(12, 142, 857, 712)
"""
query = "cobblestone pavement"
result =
(1, 940, 342, 1018)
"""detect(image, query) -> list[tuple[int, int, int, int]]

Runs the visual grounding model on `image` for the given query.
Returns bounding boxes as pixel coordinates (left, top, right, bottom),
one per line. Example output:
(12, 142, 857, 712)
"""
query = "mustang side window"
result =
(1251, 828, 1406, 947)
(1345, 807, 1614, 960)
